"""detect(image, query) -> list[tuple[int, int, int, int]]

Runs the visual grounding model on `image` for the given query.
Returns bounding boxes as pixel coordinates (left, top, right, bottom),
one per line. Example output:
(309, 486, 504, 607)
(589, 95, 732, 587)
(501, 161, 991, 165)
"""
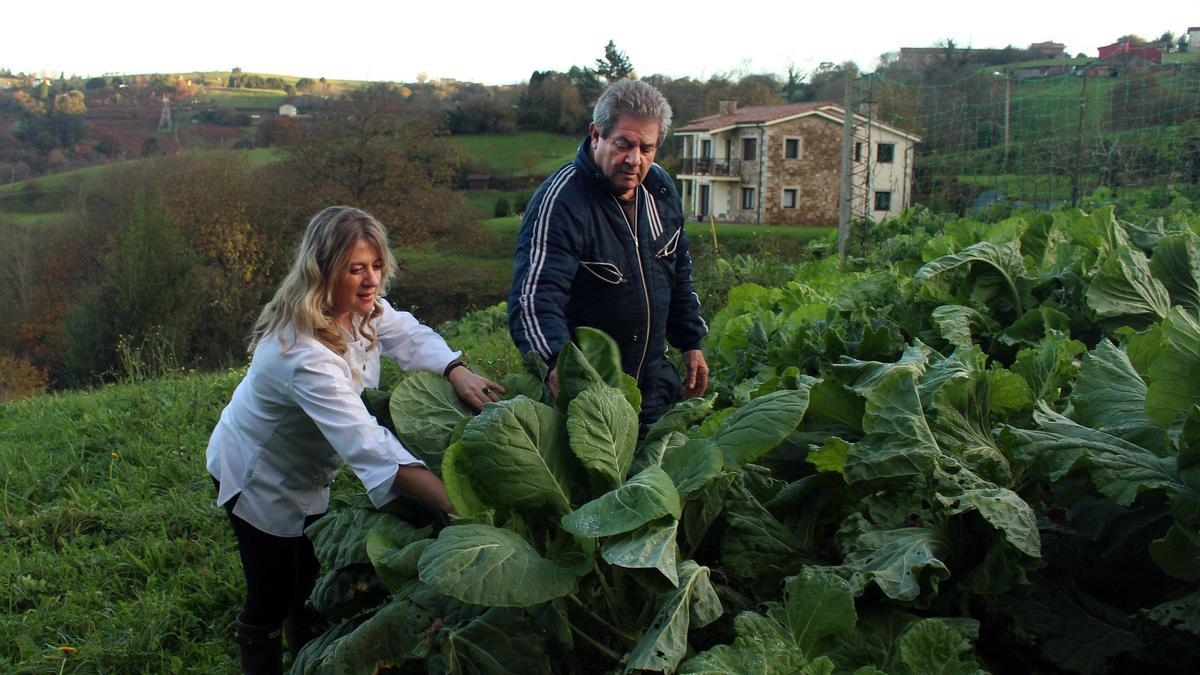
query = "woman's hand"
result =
(448, 367, 505, 411)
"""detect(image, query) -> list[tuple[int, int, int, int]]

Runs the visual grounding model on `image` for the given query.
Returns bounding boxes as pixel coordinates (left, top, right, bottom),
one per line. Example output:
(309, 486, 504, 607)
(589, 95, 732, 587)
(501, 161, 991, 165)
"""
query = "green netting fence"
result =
(860, 63, 1200, 211)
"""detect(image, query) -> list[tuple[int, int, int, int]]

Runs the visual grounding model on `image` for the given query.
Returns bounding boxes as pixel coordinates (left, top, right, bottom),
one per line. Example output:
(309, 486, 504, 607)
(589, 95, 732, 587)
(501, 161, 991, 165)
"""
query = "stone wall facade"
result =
(762, 116, 842, 227)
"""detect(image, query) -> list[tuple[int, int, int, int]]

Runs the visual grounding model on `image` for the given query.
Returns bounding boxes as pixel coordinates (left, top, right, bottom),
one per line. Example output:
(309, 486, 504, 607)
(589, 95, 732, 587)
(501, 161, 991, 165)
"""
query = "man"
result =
(508, 79, 709, 425)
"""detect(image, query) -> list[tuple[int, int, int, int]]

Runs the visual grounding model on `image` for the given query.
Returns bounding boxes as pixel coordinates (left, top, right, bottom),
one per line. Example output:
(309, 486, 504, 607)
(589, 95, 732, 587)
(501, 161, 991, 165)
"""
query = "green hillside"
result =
(449, 132, 579, 176)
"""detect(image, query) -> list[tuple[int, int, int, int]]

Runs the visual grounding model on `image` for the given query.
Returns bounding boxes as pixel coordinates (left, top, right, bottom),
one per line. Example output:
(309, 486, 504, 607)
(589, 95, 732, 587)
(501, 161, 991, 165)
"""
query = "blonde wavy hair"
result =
(250, 206, 397, 355)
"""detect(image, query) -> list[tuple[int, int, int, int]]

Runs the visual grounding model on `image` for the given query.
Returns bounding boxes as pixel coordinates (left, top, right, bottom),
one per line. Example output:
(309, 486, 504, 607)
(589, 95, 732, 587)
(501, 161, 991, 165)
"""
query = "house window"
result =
(854, 141, 862, 162)
(874, 191, 892, 211)
(782, 188, 799, 209)
(784, 137, 801, 159)
(700, 139, 712, 158)
(742, 137, 757, 161)
(741, 187, 756, 210)
(876, 143, 895, 163)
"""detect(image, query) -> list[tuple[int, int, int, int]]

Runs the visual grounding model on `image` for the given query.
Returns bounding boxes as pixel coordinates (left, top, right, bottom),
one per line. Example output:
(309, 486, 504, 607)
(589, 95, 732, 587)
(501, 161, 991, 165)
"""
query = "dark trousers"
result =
(217, 483, 324, 627)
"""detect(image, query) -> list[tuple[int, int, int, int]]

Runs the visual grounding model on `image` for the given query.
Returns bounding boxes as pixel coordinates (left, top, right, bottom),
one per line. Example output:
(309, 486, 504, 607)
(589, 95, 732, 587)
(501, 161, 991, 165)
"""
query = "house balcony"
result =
(677, 158, 745, 180)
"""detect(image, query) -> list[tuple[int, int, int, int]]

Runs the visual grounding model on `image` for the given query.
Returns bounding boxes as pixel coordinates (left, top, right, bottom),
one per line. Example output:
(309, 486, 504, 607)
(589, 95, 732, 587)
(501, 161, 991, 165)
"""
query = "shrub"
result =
(0, 353, 47, 402)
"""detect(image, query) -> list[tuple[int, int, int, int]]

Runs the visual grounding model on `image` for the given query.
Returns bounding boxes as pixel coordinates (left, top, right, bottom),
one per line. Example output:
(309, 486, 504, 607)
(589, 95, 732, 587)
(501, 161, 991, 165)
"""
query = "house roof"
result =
(675, 102, 831, 132)
(675, 101, 922, 143)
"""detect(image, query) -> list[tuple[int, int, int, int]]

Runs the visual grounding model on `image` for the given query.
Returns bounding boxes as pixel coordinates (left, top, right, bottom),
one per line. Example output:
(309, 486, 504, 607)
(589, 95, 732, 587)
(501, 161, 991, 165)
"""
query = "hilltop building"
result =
(674, 101, 920, 227)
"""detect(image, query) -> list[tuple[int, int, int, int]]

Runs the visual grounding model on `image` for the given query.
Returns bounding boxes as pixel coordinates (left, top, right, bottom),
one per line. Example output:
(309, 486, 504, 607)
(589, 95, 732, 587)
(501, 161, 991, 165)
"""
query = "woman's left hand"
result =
(448, 367, 505, 412)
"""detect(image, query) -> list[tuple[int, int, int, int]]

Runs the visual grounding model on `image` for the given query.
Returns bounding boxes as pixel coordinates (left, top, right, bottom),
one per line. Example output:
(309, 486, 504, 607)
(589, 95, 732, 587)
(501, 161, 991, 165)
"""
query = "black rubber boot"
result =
(283, 605, 327, 659)
(235, 614, 283, 675)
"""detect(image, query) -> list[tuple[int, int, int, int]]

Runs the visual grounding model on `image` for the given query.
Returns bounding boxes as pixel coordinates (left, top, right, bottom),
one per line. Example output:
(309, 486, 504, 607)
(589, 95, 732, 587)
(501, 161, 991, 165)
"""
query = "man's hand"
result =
(682, 349, 709, 399)
(547, 367, 559, 398)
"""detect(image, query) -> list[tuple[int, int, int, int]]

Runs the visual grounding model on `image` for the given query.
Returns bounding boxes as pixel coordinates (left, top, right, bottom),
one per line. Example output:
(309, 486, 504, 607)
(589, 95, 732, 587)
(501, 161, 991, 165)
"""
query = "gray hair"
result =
(592, 79, 673, 143)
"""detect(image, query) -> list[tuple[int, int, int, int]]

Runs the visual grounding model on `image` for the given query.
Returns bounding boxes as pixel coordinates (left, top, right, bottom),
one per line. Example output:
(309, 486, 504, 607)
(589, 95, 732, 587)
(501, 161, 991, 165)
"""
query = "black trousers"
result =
(217, 482, 324, 627)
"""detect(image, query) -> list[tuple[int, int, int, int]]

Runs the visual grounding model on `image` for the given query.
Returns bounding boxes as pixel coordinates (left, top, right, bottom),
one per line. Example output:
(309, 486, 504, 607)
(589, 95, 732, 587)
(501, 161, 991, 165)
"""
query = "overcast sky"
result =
(4, 1, 1197, 84)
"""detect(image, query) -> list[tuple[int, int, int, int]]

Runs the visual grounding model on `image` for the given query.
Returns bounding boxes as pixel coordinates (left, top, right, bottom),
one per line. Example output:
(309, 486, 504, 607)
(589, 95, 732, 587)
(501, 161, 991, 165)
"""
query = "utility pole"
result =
(1003, 70, 1011, 173)
(1070, 69, 1089, 206)
(158, 95, 172, 132)
(838, 63, 857, 259)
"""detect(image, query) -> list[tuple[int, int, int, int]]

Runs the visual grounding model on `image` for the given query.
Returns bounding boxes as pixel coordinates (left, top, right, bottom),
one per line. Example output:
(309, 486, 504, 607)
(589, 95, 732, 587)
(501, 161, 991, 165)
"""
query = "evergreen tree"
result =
(596, 40, 634, 83)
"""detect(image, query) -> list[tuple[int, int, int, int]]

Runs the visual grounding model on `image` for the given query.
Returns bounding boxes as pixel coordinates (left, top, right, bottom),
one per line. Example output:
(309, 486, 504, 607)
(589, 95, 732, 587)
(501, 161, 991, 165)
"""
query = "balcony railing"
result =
(679, 158, 745, 177)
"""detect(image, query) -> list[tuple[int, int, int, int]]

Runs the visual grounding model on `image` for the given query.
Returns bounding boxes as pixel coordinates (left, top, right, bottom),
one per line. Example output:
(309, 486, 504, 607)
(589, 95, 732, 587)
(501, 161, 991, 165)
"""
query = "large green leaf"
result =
(682, 472, 736, 551)
(660, 437, 724, 497)
(893, 618, 982, 675)
(441, 440, 489, 518)
(844, 370, 940, 484)
(928, 366, 1013, 485)
(915, 240, 1030, 315)
(934, 475, 1041, 559)
(561, 466, 681, 537)
(1146, 307, 1200, 427)
(460, 396, 575, 513)
(643, 395, 716, 446)
(836, 343, 932, 397)
(625, 560, 721, 673)
(721, 479, 808, 581)
(770, 567, 857, 654)
(836, 514, 951, 602)
(309, 563, 389, 621)
(601, 516, 680, 585)
(1011, 329, 1086, 405)
(555, 328, 642, 412)
(440, 607, 552, 675)
(710, 388, 810, 468)
(1086, 247, 1171, 329)
(802, 378, 865, 435)
(299, 594, 434, 672)
(681, 567, 858, 674)
(366, 522, 434, 593)
(418, 525, 577, 607)
(1151, 230, 1200, 313)
(1137, 591, 1200, 637)
(998, 306, 1072, 347)
(1149, 524, 1200, 581)
(930, 305, 1000, 350)
(989, 576, 1142, 674)
(678, 612, 809, 674)
(306, 504, 425, 571)
(1071, 340, 1165, 449)
(389, 371, 474, 469)
(368, 537, 431, 594)
(1009, 405, 1196, 509)
(566, 384, 638, 488)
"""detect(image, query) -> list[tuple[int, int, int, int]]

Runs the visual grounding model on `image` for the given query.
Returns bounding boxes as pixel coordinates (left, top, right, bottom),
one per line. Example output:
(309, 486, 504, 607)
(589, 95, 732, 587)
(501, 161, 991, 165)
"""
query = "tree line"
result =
(0, 85, 485, 397)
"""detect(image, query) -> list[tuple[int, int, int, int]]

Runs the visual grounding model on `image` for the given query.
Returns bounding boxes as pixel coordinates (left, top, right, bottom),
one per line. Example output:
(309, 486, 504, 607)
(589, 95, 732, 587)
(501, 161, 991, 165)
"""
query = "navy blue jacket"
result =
(508, 137, 708, 422)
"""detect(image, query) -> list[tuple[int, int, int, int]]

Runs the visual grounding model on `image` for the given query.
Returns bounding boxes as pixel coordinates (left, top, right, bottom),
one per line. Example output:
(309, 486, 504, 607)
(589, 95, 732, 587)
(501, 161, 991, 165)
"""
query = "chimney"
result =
(718, 99, 738, 116)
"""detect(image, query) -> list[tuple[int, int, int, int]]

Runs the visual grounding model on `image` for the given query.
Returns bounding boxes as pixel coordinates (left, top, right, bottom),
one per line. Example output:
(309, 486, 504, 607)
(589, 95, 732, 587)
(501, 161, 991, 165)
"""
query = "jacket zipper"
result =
(612, 191, 652, 385)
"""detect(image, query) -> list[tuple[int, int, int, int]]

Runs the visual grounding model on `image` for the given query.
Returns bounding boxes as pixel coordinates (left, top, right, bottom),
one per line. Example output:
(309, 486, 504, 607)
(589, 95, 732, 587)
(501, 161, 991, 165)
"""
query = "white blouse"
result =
(205, 301, 460, 536)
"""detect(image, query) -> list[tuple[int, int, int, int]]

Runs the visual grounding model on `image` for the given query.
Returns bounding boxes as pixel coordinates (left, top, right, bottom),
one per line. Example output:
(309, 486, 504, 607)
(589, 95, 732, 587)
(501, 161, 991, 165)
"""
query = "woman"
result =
(205, 206, 502, 674)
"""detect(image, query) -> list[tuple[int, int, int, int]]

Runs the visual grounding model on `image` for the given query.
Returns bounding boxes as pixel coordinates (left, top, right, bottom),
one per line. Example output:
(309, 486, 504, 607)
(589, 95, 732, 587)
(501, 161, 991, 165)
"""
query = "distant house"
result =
(1027, 41, 1068, 59)
(674, 101, 921, 226)
(465, 174, 492, 190)
(278, 104, 298, 117)
(1189, 27, 1200, 53)
(1089, 41, 1163, 77)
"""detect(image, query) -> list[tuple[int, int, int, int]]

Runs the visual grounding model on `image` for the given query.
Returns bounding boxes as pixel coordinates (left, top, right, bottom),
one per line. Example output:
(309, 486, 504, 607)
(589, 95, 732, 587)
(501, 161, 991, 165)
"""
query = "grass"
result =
(0, 372, 247, 673)
(463, 189, 521, 217)
(484, 216, 833, 245)
(449, 132, 579, 176)
(203, 88, 290, 110)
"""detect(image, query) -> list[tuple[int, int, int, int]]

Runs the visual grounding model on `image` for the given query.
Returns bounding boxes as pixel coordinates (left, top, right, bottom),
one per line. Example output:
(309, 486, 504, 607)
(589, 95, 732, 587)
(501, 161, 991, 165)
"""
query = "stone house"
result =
(674, 101, 921, 226)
